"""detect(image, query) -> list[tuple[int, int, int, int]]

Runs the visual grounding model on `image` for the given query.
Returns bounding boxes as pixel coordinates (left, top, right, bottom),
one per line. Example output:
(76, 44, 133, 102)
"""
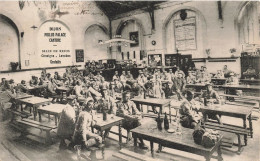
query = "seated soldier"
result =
(196, 71, 210, 84)
(174, 67, 185, 78)
(112, 71, 120, 81)
(137, 71, 147, 90)
(214, 70, 224, 78)
(95, 71, 104, 82)
(29, 76, 37, 87)
(72, 98, 102, 149)
(57, 96, 77, 150)
(16, 80, 28, 93)
(74, 80, 84, 98)
(116, 92, 148, 149)
(200, 83, 222, 124)
(54, 71, 62, 80)
(126, 70, 134, 80)
(180, 91, 202, 129)
(120, 71, 127, 86)
(0, 78, 8, 91)
(225, 72, 239, 98)
(172, 72, 186, 100)
(243, 65, 256, 79)
(95, 86, 117, 139)
(186, 71, 196, 84)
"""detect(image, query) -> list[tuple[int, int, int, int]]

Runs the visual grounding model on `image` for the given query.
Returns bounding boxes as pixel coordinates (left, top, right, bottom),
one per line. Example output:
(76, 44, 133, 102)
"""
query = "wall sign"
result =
(174, 17, 197, 51)
(76, 49, 84, 62)
(37, 21, 72, 67)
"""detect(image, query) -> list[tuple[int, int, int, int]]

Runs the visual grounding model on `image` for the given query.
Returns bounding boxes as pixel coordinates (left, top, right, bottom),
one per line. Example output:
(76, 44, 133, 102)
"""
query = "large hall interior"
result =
(0, 1, 259, 161)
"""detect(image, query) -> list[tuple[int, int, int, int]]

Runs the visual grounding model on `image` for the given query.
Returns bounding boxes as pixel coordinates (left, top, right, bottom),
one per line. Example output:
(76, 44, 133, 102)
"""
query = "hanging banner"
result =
(174, 17, 197, 51)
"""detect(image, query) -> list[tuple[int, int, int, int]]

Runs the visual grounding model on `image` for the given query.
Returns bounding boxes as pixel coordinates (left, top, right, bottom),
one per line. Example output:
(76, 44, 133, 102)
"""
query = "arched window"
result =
(84, 24, 109, 61)
(116, 19, 145, 61)
(0, 14, 19, 71)
(237, 2, 259, 44)
(164, 9, 206, 57)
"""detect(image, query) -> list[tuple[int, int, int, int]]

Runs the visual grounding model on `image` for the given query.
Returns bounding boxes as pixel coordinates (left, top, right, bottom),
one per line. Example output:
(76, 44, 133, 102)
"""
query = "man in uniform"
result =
(57, 95, 77, 150)
(200, 83, 222, 124)
(116, 92, 148, 149)
(73, 98, 102, 149)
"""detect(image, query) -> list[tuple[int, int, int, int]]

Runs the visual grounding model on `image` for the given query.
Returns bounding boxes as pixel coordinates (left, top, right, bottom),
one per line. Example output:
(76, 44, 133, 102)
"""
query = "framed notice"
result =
(76, 49, 84, 62)
(174, 17, 197, 51)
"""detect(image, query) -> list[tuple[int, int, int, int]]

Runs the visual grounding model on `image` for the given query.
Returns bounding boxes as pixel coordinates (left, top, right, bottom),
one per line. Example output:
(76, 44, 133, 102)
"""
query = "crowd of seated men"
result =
(0, 64, 251, 151)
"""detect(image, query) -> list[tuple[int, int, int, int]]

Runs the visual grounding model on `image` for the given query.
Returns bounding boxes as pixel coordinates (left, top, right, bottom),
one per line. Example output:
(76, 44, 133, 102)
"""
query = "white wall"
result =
(111, 1, 259, 74)
(0, 1, 110, 70)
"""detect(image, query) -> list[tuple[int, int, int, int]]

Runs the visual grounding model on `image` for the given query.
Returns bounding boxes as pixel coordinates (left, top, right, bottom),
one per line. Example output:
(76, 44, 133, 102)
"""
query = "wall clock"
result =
(152, 40, 156, 46)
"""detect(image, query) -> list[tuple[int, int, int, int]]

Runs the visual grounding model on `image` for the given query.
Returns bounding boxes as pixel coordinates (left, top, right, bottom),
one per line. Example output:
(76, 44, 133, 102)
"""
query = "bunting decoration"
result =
(49, 0, 57, 10)
(19, 0, 25, 10)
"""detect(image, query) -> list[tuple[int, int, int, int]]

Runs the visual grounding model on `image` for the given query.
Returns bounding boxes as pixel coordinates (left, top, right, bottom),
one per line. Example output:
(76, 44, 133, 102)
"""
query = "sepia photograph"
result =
(0, 0, 259, 161)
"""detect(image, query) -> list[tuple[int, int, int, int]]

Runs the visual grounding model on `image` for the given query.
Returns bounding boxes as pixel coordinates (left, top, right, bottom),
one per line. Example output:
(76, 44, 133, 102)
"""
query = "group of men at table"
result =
(0, 65, 227, 152)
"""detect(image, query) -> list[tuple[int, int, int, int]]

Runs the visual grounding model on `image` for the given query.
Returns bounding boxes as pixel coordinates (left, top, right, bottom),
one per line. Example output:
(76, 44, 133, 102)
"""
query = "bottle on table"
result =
(164, 112, 169, 130)
(156, 112, 163, 130)
(103, 108, 107, 121)
(204, 97, 207, 106)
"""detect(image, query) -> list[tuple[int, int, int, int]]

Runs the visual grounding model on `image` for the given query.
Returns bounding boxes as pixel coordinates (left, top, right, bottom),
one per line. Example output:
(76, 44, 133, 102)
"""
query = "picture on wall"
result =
(76, 49, 84, 62)
(129, 31, 139, 47)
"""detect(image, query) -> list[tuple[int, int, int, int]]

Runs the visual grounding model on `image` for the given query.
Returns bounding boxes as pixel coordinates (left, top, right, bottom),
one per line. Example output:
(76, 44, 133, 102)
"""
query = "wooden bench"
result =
(220, 94, 260, 109)
(203, 121, 250, 154)
(7, 109, 32, 122)
(14, 118, 56, 144)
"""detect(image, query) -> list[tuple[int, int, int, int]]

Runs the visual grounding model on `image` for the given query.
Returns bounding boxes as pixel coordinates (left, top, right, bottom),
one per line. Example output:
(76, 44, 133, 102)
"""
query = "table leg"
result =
(20, 103, 23, 111)
(205, 154, 211, 161)
(249, 114, 253, 138)
(38, 111, 42, 122)
(243, 117, 247, 146)
(33, 106, 37, 121)
(101, 130, 104, 144)
(134, 136, 137, 147)
(118, 123, 122, 149)
(217, 144, 223, 161)
(169, 104, 171, 123)
(150, 141, 154, 157)
(55, 115, 58, 126)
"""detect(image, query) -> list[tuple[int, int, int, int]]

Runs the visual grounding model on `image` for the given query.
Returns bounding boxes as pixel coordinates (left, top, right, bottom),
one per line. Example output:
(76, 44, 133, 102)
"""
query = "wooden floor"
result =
(0, 108, 260, 161)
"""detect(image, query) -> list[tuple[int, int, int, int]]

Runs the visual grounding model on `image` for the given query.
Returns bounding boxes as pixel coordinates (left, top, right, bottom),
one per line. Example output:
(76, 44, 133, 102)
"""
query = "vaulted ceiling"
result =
(95, 1, 165, 20)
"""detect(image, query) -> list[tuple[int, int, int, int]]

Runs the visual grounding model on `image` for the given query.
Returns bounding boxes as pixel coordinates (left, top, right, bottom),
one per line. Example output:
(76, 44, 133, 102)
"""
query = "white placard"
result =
(174, 17, 196, 51)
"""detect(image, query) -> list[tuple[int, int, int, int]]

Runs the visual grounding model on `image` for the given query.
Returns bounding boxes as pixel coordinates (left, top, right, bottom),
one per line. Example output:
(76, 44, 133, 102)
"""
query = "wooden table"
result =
(56, 86, 70, 100)
(38, 104, 66, 125)
(211, 78, 227, 85)
(240, 79, 260, 85)
(131, 98, 172, 121)
(131, 121, 223, 161)
(200, 104, 253, 145)
(221, 84, 260, 96)
(17, 97, 51, 120)
(14, 93, 33, 100)
(92, 113, 123, 148)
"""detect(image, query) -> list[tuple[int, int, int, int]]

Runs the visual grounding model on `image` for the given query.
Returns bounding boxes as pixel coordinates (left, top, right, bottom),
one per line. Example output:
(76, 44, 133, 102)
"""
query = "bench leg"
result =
(150, 141, 154, 157)
(205, 155, 211, 161)
(217, 145, 223, 161)
(236, 134, 244, 155)
(45, 131, 52, 145)
(249, 114, 253, 138)
(243, 118, 247, 146)
(118, 124, 122, 149)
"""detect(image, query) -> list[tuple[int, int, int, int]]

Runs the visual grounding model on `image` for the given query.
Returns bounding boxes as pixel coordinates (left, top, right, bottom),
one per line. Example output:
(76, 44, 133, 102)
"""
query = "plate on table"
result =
(167, 129, 175, 133)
